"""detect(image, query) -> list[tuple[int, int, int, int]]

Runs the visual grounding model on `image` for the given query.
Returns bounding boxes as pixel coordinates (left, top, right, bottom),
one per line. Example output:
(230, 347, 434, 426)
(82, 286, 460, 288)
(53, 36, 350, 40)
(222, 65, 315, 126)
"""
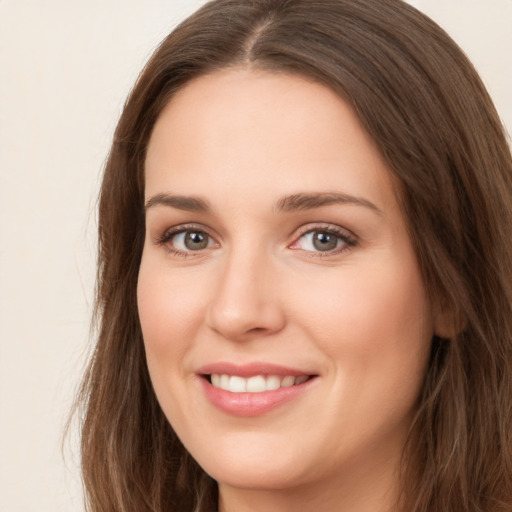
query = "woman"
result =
(77, 0, 512, 511)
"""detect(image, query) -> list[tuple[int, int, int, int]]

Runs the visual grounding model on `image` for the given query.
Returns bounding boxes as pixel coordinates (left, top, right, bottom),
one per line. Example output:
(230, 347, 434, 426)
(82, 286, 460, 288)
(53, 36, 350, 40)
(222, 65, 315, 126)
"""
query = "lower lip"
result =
(199, 377, 316, 417)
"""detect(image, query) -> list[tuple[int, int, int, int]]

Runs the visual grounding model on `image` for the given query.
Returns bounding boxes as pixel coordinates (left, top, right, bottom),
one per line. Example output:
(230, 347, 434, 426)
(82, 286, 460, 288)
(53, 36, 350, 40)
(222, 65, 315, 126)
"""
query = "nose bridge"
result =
(206, 240, 284, 340)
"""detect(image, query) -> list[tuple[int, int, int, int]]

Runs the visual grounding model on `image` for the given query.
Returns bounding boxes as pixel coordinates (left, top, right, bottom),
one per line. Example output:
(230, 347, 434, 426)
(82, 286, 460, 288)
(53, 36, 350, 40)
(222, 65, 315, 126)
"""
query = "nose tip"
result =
(205, 260, 286, 341)
(206, 301, 285, 341)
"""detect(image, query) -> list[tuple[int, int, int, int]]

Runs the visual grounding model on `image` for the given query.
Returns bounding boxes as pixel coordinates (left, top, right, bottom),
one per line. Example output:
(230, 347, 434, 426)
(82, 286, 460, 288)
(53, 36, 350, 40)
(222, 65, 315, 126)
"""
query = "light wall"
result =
(0, 1, 510, 511)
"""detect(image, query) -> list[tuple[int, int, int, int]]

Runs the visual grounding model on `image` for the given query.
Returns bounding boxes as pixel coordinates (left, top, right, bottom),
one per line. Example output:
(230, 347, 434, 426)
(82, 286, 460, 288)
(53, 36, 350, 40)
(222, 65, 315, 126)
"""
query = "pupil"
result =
(185, 232, 208, 250)
(313, 232, 337, 251)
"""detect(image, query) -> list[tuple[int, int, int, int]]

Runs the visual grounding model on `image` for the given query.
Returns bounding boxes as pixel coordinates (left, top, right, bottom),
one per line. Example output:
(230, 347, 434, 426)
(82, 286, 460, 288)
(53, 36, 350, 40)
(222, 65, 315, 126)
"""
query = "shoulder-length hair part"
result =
(77, 1, 512, 511)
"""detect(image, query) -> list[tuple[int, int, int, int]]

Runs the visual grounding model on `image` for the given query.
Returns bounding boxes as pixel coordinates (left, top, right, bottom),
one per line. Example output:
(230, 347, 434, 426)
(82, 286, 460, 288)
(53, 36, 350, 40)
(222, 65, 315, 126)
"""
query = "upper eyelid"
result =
(291, 222, 356, 240)
(161, 223, 215, 237)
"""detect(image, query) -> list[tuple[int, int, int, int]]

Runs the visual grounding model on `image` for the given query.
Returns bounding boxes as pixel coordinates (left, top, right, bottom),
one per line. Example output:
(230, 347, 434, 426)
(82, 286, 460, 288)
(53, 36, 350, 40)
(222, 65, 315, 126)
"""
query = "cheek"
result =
(296, 261, 430, 342)
(137, 259, 208, 354)
(292, 252, 433, 400)
(136, 256, 208, 418)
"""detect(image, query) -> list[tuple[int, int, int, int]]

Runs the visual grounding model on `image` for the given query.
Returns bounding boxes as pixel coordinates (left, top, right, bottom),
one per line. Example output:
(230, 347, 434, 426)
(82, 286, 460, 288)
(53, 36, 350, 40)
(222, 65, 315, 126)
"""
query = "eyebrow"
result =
(145, 193, 210, 212)
(144, 191, 382, 215)
(275, 192, 382, 215)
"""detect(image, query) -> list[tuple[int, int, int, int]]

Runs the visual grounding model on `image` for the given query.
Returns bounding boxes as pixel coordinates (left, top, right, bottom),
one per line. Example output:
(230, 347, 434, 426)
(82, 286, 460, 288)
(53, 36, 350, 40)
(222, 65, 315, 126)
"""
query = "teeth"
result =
(266, 375, 281, 391)
(281, 376, 295, 387)
(220, 374, 230, 391)
(247, 375, 266, 392)
(294, 375, 309, 385)
(230, 376, 246, 393)
(210, 374, 310, 393)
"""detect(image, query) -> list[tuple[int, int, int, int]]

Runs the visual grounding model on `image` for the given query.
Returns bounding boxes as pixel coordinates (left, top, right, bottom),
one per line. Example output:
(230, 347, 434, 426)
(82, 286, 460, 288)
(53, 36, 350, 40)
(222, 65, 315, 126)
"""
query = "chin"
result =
(188, 433, 313, 490)
(208, 463, 304, 491)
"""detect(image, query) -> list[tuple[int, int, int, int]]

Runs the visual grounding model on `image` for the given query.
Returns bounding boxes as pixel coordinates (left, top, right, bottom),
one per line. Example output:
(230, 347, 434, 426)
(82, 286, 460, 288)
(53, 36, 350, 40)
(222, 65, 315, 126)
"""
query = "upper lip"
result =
(197, 361, 315, 378)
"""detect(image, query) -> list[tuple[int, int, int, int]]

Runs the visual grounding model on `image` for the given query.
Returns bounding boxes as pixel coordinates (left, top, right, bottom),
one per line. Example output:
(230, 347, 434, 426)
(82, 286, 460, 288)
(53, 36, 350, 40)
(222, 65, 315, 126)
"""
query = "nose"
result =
(205, 248, 286, 341)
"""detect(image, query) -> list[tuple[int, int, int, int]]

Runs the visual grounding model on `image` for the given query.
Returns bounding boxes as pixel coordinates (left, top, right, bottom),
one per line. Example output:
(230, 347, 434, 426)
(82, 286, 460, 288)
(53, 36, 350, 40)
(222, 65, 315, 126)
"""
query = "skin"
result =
(138, 68, 441, 512)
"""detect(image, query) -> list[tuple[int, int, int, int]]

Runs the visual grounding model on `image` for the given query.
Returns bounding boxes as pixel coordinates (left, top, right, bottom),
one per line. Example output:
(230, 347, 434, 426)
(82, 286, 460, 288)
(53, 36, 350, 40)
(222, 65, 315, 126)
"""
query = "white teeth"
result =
(220, 374, 230, 391)
(229, 376, 247, 392)
(266, 375, 281, 391)
(246, 375, 266, 392)
(210, 374, 311, 393)
(281, 376, 295, 387)
(294, 375, 309, 385)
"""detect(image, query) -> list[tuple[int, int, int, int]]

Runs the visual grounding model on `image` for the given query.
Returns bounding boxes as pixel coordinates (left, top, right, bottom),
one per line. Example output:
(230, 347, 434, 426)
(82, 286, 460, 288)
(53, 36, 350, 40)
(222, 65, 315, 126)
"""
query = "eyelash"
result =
(153, 223, 357, 258)
(153, 223, 215, 258)
(291, 224, 357, 257)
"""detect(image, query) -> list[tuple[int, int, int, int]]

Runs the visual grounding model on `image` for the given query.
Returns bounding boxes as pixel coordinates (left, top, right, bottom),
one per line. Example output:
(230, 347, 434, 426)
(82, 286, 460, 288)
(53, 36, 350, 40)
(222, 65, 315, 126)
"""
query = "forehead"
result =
(144, 67, 398, 216)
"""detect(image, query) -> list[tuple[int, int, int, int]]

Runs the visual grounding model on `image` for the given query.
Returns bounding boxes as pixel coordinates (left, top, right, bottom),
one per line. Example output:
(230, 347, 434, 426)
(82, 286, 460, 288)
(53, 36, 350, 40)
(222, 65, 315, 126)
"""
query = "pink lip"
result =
(196, 362, 317, 417)
(197, 361, 311, 378)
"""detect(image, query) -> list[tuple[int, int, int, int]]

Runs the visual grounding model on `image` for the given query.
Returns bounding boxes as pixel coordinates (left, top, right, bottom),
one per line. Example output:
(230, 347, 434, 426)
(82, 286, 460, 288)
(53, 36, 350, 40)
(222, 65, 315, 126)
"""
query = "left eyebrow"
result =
(274, 192, 383, 216)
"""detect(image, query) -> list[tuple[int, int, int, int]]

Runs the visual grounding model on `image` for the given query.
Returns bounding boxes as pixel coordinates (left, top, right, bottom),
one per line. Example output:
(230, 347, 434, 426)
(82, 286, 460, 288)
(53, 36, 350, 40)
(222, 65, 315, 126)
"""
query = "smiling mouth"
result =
(205, 374, 315, 393)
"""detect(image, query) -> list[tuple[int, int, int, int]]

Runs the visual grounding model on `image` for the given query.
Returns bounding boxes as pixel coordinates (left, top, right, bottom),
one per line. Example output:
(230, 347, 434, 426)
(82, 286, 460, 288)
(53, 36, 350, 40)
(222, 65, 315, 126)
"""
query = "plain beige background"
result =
(0, 1, 510, 511)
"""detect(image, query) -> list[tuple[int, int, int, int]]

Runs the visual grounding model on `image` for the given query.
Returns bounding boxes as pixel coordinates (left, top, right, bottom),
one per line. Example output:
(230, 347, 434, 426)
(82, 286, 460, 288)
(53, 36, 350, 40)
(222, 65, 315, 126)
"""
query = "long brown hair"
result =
(76, 1, 512, 510)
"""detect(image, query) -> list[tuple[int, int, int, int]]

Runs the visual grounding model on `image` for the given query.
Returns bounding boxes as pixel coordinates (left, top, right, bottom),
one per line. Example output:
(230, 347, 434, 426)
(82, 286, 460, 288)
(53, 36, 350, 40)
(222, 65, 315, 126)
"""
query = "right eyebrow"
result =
(144, 193, 210, 213)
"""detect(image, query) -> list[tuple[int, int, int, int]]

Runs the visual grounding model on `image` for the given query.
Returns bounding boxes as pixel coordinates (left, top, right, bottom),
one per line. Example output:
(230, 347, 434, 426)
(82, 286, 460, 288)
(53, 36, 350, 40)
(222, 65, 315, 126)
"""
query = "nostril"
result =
(205, 286, 287, 341)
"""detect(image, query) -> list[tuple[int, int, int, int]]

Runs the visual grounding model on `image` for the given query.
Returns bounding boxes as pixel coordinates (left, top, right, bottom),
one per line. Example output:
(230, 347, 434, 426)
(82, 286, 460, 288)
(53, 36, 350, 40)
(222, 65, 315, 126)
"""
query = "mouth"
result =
(197, 363, 318, 416)
(204, 373, 313, 393)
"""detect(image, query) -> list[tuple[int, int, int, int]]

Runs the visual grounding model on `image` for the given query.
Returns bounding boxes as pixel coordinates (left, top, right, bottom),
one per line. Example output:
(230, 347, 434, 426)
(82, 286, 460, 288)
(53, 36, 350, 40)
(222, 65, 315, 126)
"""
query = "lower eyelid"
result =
(153, 224, 212, 243)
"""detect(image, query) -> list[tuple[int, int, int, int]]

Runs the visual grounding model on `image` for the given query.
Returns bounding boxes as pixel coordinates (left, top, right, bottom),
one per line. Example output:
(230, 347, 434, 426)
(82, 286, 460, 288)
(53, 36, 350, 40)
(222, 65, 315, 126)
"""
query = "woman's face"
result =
(138, 69, 436, 496)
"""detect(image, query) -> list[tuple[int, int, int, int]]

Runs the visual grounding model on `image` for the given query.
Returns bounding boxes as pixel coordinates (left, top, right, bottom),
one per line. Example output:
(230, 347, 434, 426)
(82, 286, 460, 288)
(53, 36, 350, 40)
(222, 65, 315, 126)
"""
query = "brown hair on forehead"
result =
(75, 1, 512, 511)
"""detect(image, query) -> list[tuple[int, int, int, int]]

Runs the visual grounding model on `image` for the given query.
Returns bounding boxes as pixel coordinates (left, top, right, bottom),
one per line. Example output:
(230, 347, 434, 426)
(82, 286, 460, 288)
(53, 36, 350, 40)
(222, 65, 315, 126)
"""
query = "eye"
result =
(290, 227, 356, 254)
(174, 230, 212, 251)
(154, 226, 216, 255)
